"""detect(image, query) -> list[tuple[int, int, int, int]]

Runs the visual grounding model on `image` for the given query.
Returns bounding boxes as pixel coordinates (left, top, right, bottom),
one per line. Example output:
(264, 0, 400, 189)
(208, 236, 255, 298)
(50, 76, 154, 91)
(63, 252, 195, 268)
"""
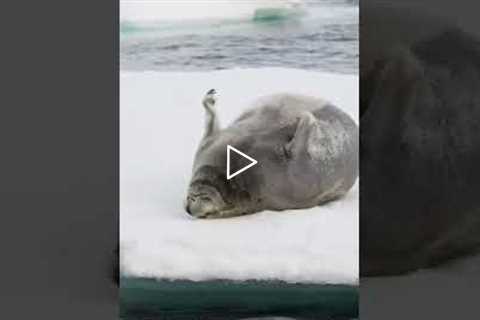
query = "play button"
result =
(226, 145, 258, 180)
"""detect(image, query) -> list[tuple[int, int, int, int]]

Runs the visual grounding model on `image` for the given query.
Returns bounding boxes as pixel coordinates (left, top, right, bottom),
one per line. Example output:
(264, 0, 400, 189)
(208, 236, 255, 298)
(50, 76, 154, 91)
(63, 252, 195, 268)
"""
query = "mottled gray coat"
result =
(185, 91, 358, 218)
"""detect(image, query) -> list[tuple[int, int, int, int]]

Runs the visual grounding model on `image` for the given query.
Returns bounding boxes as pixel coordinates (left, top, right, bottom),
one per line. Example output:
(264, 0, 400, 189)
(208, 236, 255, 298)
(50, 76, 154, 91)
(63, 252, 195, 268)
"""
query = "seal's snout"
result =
(185, 196, 196, 216)
(186, 183, 226, 219)
(185, 202, 192, 215)
(185, 195, 212, 218)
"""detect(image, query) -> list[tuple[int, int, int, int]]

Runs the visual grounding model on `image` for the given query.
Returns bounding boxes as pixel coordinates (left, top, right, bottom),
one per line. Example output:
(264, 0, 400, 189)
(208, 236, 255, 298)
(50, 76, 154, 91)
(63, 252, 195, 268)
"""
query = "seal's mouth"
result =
(184, 194, 237, 219)
(194, 210, 238, 219)
(195, 211, 220, 219)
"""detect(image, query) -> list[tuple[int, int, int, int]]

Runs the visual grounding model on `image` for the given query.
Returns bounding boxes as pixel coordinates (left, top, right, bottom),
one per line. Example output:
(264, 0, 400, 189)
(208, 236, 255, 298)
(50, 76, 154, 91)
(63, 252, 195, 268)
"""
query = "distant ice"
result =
(120, 0, 303, 22)
(120, 68, 358, 284)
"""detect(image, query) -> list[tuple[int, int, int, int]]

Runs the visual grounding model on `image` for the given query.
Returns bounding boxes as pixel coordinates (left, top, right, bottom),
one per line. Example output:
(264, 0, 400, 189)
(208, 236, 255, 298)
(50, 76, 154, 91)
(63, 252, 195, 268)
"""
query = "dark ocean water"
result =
(120, 0, 358, 74)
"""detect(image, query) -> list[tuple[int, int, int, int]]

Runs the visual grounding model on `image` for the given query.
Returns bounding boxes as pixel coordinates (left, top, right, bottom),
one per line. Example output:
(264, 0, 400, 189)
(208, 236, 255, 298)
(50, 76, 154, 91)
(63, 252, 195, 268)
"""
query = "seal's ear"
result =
(284, 113, 317, 157)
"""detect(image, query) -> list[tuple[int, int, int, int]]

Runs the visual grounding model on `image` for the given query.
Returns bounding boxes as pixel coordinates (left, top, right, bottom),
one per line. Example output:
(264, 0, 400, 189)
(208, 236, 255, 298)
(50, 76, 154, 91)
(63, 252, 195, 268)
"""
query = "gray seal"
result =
(185, 90, 358, 219)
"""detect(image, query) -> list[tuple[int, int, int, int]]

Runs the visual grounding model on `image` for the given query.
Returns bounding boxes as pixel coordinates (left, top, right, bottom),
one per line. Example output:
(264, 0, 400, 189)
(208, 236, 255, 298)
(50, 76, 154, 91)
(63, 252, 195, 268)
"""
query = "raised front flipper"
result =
(202, 89, 220, 138)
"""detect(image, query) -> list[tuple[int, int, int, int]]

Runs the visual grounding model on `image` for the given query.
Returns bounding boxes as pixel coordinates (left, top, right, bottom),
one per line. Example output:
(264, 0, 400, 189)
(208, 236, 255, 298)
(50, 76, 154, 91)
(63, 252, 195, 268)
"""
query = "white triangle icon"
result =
(226, 145, 258, 180)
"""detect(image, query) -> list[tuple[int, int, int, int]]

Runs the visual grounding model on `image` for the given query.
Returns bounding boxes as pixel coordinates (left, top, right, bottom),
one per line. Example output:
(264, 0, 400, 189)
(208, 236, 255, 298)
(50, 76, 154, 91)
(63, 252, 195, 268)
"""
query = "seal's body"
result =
(185, 91, 358, 219)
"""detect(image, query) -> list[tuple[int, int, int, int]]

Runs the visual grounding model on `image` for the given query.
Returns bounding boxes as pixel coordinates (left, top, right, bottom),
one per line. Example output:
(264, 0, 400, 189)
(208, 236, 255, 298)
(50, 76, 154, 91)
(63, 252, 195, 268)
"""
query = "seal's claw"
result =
(203, 89, 217, 107)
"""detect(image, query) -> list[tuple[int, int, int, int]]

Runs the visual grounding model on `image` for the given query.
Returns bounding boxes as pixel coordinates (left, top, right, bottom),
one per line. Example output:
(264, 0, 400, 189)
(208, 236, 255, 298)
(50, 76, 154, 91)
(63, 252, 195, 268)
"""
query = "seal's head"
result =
(185, 182, 228, 219)
(185, 164, 254, 219)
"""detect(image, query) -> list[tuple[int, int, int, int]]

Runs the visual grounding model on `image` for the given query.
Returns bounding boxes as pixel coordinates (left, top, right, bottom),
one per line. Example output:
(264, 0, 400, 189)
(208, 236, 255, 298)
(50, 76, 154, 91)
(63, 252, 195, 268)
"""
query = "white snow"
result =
(120, 68, 358, 284)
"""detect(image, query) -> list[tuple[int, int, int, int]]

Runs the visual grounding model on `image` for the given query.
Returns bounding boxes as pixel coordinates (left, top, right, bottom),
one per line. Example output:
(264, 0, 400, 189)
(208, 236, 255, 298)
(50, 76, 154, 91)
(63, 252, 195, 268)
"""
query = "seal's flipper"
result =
(285, 113, 318, 158)
(202, 89, 220, 138)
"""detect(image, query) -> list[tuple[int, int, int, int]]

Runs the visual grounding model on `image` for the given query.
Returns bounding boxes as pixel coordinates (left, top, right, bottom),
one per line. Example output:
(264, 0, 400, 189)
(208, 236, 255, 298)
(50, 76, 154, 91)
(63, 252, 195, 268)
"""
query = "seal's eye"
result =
(200, 197, 213, 203)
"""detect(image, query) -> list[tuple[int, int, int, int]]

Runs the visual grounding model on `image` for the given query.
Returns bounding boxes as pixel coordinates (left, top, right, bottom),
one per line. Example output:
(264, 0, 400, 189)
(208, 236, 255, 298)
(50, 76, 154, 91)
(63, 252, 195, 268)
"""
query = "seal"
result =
(361, 25, 480, 275)
(184, 90, 358, 219)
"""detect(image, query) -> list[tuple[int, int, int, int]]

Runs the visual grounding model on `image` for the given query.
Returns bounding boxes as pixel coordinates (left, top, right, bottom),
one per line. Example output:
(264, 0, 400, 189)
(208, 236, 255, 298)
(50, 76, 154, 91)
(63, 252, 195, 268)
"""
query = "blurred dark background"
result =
(0, 1, 118, 318)
(361, 0, 480, 319)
